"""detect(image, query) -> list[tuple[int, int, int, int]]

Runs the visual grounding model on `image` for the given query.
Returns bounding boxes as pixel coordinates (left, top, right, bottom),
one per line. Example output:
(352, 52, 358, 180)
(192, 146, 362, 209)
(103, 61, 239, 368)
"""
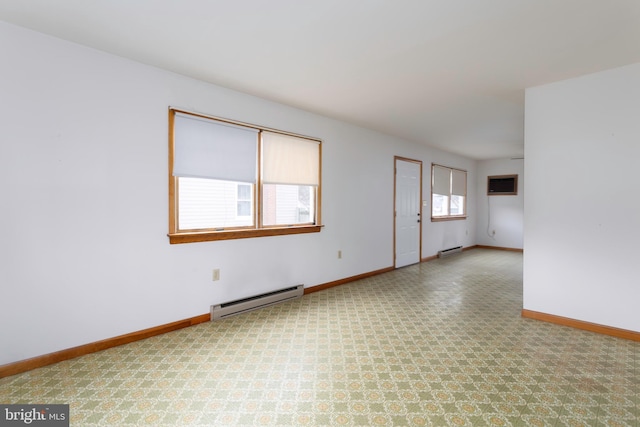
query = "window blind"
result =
(261, 131, 320, 186)
(432, 165, 451, 195)
(451, 169, 466, 196)
(173, 113, 258, 183)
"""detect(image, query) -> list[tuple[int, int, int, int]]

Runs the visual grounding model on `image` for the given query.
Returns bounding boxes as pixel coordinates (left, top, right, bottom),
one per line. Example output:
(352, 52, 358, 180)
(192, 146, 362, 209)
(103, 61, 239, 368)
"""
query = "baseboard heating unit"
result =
(211, 284, 304, 321)
(438, 246, 463, 258)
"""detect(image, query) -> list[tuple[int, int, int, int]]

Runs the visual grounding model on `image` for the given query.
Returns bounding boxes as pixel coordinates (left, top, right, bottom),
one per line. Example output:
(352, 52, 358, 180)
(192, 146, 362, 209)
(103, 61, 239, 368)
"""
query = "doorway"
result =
(394, 157, 422, 268)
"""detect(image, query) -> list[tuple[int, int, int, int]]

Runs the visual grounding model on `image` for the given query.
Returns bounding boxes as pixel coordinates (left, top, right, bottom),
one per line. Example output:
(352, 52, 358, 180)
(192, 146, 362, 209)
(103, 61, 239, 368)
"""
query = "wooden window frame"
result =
(431, 163, 467, 222)
(168, 108, 322, 244)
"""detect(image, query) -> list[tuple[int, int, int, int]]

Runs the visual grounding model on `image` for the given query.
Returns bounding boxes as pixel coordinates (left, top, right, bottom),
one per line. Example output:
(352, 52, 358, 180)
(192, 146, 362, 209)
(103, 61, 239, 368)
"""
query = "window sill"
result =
(431, 216, 467, 222)
(168, 225, 323, 244)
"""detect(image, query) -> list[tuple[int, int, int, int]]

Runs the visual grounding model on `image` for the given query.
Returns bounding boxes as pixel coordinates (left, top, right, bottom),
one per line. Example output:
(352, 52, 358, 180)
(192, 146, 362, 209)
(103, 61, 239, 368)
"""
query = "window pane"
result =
(432, 194, 449, 217)
(263, 184, 315, 226)
(178, 177, 254, 230)
(450, 195, 465, 216)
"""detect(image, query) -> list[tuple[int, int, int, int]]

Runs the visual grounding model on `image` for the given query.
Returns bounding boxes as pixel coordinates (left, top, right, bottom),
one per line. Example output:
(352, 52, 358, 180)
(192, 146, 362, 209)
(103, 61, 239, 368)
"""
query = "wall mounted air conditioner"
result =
(487, 175, 518, 196)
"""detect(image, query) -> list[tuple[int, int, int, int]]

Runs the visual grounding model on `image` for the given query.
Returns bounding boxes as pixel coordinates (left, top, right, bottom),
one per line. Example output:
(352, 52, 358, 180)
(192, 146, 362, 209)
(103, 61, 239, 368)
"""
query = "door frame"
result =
(394, 156, 423, 268)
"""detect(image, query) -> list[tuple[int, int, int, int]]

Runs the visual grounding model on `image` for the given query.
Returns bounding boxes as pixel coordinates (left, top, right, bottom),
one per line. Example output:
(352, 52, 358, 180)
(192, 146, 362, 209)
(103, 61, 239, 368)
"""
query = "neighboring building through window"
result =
(431, 163, 467, 221)
(168, 109, 322, 243)
(236, 183, 252, 217)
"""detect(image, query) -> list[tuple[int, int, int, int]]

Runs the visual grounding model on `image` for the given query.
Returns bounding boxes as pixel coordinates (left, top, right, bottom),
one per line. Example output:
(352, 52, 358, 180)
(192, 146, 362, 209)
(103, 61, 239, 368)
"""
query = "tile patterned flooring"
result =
(1, 249, 638, 426)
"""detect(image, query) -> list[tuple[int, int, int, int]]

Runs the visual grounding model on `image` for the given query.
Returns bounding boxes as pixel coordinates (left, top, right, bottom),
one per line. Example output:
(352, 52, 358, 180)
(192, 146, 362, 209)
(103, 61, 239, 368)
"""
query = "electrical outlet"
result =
(212, 269, 220, 281)
(338, 250, 342, 259)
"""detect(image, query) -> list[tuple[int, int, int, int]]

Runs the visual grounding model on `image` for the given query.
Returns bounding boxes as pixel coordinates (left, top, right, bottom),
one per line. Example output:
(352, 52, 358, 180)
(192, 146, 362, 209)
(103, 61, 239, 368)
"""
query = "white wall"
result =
(0, 21, 476, 365)
(524, 62, 640, 332)
(476, 158, 524, 249)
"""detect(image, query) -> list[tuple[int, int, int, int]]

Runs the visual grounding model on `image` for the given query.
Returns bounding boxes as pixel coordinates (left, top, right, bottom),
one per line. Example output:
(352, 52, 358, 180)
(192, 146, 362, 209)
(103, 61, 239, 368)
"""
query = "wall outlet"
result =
(212, 269, 220, 281)
(338, 250, 342, 259)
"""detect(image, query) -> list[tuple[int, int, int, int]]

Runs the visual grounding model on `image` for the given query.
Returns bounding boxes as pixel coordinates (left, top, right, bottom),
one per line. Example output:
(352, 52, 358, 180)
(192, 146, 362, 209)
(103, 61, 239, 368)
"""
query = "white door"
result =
(395, 158, 422, 268)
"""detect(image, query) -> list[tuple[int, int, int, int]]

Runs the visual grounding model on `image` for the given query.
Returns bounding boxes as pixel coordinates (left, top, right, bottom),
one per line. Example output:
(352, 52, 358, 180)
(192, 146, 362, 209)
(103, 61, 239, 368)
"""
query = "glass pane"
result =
(263, 184, 315, 226)
(450, 195, 465, 216)
(178, 177, 254, 230)
(432, 194, 449, 217)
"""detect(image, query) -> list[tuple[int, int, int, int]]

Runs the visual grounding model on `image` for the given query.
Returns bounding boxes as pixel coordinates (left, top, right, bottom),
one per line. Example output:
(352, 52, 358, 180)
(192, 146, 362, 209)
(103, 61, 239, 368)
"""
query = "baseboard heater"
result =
(211, 284, 304, 321)
(438, 246, 463, 258)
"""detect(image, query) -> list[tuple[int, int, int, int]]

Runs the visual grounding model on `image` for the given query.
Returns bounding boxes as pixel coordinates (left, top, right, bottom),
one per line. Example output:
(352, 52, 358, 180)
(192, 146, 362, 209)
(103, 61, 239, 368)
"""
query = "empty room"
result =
(1, 1, 639, 426)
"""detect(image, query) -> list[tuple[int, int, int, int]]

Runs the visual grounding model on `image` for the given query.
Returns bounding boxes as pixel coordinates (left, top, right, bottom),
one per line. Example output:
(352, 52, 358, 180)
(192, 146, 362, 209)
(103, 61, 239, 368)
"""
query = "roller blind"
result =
(261, 131, 320, 186)
(432, 165, 451, 195)
(173, 113, 258, 183)
(451, 169, 466, 196)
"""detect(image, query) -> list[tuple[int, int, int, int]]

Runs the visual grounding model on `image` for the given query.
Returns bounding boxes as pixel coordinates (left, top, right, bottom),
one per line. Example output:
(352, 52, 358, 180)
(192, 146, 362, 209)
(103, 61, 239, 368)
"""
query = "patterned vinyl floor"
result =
(1, 249, 638, 426)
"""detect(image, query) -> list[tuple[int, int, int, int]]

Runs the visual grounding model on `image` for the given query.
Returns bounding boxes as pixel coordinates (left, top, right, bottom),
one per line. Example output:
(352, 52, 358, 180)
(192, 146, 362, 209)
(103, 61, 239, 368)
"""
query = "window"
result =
(169, 109, 322, 243)
(431, 164, 467, 221)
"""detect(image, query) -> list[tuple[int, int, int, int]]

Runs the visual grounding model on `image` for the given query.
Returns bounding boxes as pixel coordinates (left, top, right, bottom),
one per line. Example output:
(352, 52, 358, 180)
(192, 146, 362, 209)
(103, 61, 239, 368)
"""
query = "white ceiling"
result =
(2, 0, 639, 160)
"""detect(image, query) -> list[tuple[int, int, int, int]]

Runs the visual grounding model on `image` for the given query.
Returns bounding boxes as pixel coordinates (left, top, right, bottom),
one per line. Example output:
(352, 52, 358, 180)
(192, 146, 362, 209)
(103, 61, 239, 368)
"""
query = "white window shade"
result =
(262, 132, 320, 186)
(451, 169, 466, 196)
(432, 165, 451, 195)
(173, 113, 258, 183)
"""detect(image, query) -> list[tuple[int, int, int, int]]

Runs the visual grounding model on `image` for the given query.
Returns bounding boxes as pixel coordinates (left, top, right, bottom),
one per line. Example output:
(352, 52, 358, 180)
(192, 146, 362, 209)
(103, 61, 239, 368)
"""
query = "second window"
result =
(431, 163, 467, 221)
